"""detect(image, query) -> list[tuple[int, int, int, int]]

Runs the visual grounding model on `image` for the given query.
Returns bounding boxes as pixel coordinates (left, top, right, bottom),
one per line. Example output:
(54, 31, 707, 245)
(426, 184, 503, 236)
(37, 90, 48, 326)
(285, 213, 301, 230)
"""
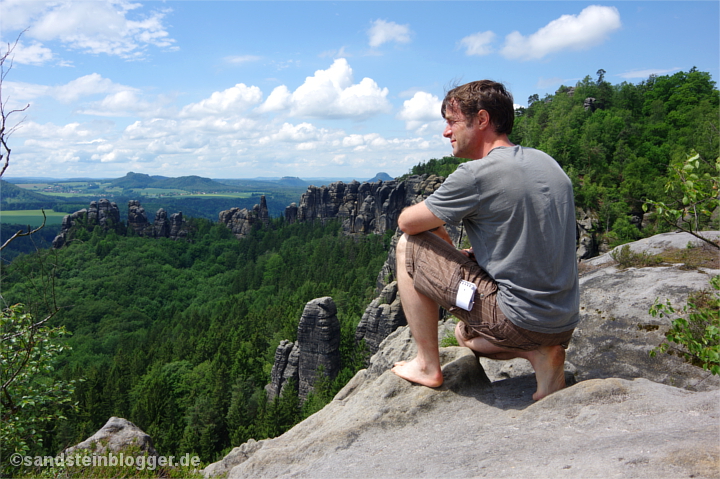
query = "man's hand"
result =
(430, 225, 454, 246)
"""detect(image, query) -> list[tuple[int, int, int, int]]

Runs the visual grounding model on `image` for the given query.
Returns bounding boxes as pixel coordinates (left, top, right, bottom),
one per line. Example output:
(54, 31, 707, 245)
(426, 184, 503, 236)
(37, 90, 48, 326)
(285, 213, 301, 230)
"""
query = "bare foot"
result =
(526, 345, 567, 400)
(391, 357, 444, 388)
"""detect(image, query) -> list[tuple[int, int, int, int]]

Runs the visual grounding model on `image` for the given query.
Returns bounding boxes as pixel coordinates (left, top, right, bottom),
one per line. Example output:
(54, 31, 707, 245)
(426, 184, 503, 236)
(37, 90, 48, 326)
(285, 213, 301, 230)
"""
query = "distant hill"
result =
(110, 172, 157, 189)
(367, 172, 394, 182)
(278, 177, 310, 188)
(153, 175, 241, 192)
(111, 173, 242, 192)
(0, 180, 64, 209)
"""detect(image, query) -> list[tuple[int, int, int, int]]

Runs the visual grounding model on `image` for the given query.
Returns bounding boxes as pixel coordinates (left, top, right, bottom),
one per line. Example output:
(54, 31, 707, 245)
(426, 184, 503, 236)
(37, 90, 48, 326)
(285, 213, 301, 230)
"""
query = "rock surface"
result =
(65, 416, 158, 457)
(207, 323, 719, 479)
(207, 233, 720, 479)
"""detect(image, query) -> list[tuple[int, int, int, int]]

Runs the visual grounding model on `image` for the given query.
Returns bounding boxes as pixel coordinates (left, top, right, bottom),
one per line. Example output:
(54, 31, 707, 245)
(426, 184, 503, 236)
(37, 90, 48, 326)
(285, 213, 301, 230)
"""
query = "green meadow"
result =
(0, 209, 66, 227)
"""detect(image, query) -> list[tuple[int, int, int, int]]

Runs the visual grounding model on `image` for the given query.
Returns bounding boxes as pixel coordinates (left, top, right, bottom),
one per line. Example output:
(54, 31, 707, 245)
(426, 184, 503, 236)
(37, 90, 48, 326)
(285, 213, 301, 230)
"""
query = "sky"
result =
(0, 1, 718, 181)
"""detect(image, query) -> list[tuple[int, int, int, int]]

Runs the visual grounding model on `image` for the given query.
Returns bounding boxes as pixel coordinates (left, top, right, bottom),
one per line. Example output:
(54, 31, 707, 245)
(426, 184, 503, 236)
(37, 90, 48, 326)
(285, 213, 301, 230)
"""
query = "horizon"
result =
(1, 1, 718, 179)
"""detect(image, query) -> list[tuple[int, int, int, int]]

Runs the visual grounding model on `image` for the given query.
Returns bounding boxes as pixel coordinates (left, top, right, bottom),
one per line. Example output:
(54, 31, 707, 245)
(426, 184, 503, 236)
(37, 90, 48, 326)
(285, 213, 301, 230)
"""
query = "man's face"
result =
(442, 102, 481, 159)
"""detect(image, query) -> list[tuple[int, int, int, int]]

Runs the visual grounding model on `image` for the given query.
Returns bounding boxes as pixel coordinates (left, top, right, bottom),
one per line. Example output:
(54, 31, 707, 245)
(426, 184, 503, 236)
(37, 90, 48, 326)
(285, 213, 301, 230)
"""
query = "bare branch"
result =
(0, 210, 47, 251)
(0, 30, 31, 179)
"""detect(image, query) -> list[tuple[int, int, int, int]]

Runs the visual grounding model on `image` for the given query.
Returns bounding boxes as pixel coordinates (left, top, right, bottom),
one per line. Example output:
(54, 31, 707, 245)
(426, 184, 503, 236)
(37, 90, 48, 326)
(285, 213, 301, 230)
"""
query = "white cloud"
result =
(268, 58, 391, 119)
(3, 74, 136, 108)
(459, 31, 496, 56)
(180, 84, 263, 118)
(368, 19, 412, 48)
(501, 5, 621, 61)
(3, 40, 54, 65)
(618, 67, 681, 79)
(55, 74, 136, 103)
(256, 85, 292, 113)
(397, 92, 443, 132)
(224, 55, 262, 65)
(5, 0, 176, 60)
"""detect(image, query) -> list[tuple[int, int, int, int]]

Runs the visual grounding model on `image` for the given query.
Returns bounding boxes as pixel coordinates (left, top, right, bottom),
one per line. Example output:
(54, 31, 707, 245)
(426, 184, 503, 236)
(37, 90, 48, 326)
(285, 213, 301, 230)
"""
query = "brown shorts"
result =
(404, 231, 573, 351)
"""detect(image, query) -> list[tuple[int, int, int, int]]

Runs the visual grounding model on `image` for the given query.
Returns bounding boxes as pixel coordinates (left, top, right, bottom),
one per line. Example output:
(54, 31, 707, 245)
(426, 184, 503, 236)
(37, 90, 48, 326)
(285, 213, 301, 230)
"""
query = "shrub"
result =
(649, 275, 720, 375)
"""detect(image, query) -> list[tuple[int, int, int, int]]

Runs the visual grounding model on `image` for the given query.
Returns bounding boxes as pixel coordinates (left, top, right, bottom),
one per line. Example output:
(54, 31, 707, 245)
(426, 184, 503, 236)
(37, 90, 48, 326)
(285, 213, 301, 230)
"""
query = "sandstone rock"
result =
(265, 340, 297, 401)
(576, 207, 598, 261)
(127, 200, 153, 236)
(65, 416, 157, 457)
(355, 281, 406, 355)
(169, 212, 187, 240)
(266, 297, 342, 401)
(52, 199, 122, 248)
(53, 199, 187, 247)
(289, 175, 444, 236)
(218, 196, 270, 239)
(153, 208, 170, 238)
(51, 209, 87, 248)
(296, 297, 341, 399)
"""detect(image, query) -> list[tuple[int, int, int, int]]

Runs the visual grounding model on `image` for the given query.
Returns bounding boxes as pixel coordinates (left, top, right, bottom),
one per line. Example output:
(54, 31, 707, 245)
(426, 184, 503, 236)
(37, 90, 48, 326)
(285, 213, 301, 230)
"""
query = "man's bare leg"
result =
(391, 234, 444, 387)
(455, 323, 566, 400)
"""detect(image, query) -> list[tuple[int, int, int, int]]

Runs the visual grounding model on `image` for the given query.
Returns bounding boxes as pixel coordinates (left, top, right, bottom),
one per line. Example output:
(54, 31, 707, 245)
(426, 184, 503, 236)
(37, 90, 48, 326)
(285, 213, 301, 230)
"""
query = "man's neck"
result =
(477, 134, 514, 159)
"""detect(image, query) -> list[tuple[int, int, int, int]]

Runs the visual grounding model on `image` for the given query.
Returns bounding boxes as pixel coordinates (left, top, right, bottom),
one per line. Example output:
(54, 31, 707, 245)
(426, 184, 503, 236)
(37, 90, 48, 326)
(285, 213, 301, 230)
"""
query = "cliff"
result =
(204, 231, 720, 479)
(52, 199, 188, 248)
(283, 175, 445, 235)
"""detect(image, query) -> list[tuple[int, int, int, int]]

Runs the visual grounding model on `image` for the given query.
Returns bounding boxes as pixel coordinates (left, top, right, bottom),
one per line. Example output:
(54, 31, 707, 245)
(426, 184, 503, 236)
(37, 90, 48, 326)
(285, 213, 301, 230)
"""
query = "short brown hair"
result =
(441, 80, 514, 134)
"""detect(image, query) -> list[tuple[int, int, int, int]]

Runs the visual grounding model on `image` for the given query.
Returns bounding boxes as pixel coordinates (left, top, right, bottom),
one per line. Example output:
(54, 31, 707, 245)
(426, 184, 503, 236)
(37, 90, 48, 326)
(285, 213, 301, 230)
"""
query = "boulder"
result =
(65, 416, 157, 457)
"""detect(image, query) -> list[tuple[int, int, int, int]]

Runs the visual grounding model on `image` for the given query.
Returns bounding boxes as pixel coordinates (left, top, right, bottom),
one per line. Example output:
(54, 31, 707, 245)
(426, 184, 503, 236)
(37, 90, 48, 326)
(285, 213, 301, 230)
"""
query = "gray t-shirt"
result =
(424, 145, 579, 334)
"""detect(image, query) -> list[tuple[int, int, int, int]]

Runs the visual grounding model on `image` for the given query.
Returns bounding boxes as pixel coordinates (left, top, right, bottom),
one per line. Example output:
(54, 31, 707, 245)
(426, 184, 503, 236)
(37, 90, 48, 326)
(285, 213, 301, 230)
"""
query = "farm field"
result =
(0, 209, 66, 227)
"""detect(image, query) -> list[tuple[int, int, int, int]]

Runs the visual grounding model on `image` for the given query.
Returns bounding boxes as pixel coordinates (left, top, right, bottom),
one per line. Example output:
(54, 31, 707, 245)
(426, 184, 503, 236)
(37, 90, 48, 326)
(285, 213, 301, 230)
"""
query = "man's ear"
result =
(476, 110, 490, 130)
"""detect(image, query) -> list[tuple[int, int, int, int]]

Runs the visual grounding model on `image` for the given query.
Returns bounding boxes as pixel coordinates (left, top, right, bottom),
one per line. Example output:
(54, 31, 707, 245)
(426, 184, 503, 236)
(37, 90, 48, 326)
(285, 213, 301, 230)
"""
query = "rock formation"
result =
(355, 281, 406, 354)
(266, 297, 341, 401)
(576, 207, 598, 260)
(52, 199, 122, 248)
(53, 199, 187, 247)
(127, 200, 154, 236)
(65, 416, 157, 457)
(265, 340, 299, 401)
(206, 232, 720, 479)
(285, 175, 444, 236)
(218, 196, 270, 239)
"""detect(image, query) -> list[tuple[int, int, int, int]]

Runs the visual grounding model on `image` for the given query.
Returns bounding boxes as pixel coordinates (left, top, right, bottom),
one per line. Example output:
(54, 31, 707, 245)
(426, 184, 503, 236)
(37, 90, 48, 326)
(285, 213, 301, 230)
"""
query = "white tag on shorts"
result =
(455, 279, 477, 311)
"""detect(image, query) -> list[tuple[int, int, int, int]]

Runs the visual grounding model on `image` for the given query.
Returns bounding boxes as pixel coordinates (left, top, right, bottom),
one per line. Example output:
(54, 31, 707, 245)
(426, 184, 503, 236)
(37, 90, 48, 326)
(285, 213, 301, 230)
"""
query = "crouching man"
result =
(391, 80, 579, 400)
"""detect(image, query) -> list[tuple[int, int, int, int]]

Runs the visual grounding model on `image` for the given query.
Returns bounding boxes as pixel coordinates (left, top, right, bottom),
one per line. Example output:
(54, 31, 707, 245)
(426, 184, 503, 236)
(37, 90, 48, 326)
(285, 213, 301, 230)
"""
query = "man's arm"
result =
(398, 201, 455, 247)
(398, 201, 444, 235)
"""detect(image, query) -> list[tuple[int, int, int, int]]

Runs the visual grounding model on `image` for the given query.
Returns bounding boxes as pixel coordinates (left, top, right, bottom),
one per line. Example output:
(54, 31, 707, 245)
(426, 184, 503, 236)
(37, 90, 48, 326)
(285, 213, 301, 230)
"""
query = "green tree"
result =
(0, 304, 77, 463)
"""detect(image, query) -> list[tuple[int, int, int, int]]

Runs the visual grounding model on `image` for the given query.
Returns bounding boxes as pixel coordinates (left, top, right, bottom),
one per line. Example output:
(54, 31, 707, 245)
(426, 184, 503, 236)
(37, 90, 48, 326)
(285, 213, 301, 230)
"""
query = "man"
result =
(391, 80, 579, 400)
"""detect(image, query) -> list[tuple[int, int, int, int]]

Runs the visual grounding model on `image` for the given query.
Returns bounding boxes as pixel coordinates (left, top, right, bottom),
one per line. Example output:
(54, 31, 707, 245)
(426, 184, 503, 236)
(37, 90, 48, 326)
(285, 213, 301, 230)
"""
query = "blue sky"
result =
(1, 1, 718, 180)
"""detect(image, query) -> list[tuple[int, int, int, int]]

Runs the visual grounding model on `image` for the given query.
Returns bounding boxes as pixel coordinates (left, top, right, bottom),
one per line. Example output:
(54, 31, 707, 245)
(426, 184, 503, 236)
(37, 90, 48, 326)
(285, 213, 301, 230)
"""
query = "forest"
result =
(1, 68, 718, 476)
